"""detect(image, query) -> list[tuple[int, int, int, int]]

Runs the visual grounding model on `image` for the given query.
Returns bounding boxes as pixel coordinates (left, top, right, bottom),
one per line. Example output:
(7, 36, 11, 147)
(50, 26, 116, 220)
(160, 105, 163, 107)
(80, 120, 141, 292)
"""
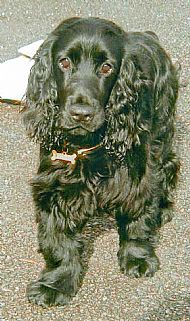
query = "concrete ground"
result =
(1, 1, 190, 320)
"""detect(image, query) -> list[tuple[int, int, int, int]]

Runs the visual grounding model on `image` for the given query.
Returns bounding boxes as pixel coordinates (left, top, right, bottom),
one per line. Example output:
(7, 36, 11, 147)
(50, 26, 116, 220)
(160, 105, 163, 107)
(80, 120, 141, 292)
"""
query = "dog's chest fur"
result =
(32, 151, 154, 235)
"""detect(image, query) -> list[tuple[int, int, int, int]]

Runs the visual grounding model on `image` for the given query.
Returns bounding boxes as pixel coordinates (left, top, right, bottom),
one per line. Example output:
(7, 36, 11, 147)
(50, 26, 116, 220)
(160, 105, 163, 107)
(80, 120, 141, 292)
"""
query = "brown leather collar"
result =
(51, 144, 101, 166)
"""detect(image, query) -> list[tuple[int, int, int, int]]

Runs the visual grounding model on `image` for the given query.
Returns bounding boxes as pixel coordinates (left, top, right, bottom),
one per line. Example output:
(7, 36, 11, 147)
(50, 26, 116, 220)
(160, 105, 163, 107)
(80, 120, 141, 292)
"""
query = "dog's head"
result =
(24, 18, 126, 147)
(52, 18, 125, 137)
(23, 17, 177, 159)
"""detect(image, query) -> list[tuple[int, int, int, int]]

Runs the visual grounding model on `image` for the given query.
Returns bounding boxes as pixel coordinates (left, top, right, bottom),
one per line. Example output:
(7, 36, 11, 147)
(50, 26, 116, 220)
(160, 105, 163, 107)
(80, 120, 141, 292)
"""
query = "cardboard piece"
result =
(0, 40, 43, 101)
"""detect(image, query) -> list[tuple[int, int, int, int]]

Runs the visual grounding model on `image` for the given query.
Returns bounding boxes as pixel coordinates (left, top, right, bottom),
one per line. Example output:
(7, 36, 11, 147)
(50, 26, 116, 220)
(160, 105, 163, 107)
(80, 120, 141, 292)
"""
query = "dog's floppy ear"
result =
(22, 35, 58, 144)
(103, 33, 178, 166)
(103, 40, 154, 164)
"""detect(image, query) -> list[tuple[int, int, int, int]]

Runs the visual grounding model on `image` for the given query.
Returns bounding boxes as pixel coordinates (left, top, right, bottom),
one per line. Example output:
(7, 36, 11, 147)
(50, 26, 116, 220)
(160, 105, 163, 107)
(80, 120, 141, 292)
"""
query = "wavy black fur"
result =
(22, 17, 180, 306)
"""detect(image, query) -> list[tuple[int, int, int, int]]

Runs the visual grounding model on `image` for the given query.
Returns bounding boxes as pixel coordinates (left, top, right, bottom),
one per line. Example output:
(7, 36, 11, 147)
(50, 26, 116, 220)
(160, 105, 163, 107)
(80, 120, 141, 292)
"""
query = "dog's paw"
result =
(119, 255, 160, 278)
(26, 281, 71, 307)
(118, 240, 160, 278)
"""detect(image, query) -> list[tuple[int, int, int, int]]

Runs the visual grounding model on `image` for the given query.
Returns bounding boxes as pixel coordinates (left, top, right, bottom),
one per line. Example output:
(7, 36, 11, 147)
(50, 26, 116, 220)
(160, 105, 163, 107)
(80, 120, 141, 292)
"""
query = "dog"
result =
(22, 17, 180, 306)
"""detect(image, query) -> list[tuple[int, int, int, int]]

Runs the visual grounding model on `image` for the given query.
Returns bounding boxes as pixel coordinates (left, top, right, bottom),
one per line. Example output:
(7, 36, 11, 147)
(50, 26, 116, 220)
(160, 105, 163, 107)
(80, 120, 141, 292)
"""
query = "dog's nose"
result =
(70, 105, 94, 122)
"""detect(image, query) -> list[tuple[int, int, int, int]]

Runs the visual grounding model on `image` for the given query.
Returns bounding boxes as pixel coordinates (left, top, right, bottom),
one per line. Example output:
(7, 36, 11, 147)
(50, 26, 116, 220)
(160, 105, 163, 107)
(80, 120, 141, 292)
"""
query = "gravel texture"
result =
(1, 1, 190, 320)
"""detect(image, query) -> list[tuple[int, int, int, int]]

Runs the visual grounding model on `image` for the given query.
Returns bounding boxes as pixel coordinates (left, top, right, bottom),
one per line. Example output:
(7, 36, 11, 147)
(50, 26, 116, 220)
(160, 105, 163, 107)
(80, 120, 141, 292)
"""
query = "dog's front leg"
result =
(27, 213, 82, 307)
(116, 202, 160, 278)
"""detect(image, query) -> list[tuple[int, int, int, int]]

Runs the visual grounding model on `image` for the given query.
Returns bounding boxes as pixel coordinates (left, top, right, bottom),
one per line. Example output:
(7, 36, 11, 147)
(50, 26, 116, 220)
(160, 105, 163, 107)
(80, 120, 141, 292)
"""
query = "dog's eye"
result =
(59, 58, 71, 71)
(100, 63, 113, 75)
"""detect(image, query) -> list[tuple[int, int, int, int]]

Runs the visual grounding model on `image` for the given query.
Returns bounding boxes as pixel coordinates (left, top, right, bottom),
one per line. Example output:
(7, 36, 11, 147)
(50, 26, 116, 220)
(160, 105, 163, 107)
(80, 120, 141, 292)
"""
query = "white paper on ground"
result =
(18, 39, 44, 58)
(0, 39, 43, 101)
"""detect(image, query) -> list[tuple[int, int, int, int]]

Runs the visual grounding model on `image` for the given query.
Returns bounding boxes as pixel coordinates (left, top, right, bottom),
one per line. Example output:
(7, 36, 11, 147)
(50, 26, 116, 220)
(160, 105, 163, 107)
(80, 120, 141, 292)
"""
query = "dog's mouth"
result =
(63, 126, 92, 137)
(60, 109, 105, 135)
(55, 115, 106, 148)
(63, 121, 103, 135)
(56, 123, 106, 148)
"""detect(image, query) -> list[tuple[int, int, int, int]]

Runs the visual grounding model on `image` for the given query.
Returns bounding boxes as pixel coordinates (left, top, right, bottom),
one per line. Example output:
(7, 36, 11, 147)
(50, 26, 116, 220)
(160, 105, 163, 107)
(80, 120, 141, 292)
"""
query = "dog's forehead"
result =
(65, 36, 111, 57)
(55, 17, 125, 39)
(54, 22, 125, 62)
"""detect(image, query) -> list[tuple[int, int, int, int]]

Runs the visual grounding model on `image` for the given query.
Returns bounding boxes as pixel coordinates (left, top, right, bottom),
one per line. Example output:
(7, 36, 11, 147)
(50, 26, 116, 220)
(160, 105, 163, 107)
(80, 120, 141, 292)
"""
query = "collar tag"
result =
(51, 150, 77, 165)
(51, 144, 101, 165)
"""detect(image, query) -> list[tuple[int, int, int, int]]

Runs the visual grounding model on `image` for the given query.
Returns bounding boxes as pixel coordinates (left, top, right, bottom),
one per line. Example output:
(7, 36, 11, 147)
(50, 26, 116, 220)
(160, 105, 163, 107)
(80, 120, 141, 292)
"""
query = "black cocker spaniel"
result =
(23, 17, 180, 307)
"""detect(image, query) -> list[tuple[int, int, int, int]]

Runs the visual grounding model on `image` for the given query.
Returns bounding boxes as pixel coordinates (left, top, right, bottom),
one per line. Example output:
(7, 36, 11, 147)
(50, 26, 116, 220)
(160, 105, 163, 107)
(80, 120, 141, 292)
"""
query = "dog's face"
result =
(51, 19, 125, 136)
(25, 17, 173, 155)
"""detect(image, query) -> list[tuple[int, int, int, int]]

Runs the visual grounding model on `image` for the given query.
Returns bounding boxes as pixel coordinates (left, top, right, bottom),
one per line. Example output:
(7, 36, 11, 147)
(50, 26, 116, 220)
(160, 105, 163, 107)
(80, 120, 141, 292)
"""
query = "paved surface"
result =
(1, 1, 190, 320)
